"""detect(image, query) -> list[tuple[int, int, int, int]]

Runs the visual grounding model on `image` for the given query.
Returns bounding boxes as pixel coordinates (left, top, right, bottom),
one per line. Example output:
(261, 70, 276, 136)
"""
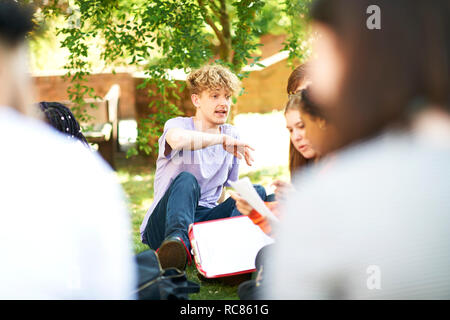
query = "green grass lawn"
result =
(115, 153, 288, 300)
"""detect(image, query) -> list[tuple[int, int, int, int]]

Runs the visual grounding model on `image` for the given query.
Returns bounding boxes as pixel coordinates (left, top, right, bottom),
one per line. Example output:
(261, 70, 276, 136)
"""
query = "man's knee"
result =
(172, 171, 200, 193)
(253, 184, 267, 200)
(174, 171, 198, 184)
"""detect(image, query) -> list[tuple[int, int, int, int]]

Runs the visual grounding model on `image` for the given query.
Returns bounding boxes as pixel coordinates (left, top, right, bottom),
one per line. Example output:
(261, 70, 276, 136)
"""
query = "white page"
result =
(191, 216, 274, 277)
(228, 177, 279, 223)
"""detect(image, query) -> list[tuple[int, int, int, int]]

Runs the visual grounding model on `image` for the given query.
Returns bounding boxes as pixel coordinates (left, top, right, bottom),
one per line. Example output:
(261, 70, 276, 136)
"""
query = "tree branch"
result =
(197, 0, 227, 49)
(218, 0, 231, 46)
(208, 0, 221, 19)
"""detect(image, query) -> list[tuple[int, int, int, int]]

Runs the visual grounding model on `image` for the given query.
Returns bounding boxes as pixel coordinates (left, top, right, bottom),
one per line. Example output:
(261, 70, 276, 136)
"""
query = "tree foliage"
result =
(28, 0, 312, 157)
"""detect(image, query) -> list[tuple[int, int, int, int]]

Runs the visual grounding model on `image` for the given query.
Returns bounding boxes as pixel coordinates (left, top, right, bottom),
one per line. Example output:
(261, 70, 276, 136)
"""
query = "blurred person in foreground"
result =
(266, 0, 450, 299)
(0, 0, 135, 299)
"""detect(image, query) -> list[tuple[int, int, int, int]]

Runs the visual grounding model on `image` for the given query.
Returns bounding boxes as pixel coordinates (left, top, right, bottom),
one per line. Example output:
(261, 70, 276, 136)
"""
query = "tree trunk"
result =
(218, 0, 232, 63)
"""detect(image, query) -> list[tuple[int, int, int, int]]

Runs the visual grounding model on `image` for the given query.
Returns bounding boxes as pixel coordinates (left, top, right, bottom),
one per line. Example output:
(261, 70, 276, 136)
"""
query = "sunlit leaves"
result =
(37, 0, 312, 156)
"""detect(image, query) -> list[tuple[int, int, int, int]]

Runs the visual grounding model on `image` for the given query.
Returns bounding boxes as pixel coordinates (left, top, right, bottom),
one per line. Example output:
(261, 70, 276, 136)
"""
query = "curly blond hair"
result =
(187, 64, 241, 96)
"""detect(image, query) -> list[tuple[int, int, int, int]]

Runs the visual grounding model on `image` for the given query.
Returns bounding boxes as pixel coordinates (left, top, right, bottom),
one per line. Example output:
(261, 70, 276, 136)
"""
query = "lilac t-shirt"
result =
(140, 117, 240, 241)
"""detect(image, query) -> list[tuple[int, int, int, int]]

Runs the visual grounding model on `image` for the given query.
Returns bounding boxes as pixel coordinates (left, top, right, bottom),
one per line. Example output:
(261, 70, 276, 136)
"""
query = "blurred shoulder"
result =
(0, 107, 115, 184)
(164, 116, 192, 129)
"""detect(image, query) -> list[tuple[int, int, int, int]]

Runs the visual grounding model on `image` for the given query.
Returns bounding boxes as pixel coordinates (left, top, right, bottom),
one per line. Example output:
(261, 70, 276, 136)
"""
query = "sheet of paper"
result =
(192, 216, 274, 277)
(228, 177, 279, 223)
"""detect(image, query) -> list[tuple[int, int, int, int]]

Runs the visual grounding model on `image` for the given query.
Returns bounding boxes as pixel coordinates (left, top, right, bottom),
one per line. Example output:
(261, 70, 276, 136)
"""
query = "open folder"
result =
(189, 216, 275, 278)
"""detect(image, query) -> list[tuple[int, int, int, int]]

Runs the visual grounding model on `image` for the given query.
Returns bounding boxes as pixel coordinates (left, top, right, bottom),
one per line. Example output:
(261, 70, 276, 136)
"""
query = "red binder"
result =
(188, 216, 275, 279)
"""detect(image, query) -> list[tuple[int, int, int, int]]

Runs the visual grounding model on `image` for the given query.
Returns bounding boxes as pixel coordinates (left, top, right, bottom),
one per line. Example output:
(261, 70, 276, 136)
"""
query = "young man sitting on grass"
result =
(140, 64, 269, 270)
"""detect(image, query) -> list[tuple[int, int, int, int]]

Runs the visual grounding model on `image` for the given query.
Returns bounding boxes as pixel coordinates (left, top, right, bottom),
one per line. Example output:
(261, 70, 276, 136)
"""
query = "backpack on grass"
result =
(134, 249, 200, 300)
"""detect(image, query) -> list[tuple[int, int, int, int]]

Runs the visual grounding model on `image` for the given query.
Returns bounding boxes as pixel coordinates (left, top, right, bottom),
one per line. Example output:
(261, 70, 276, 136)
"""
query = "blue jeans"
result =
(143, 171, 268, 252)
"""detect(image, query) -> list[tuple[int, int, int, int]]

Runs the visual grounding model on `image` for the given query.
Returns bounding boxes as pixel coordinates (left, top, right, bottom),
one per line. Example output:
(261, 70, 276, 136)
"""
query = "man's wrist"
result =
(218, 133, 226, 147)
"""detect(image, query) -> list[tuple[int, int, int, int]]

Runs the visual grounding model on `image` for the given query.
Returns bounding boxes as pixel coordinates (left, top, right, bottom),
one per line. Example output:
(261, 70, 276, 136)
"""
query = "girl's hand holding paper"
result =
(229, 191, 253, 215)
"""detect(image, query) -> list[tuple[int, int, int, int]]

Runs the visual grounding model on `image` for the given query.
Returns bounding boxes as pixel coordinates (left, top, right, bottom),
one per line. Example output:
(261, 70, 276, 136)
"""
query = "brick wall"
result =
(134, 78, 196, 120)
(32, 72, 137, 119)
(238, 59, 293, 114)
(32, 59, 295, 121)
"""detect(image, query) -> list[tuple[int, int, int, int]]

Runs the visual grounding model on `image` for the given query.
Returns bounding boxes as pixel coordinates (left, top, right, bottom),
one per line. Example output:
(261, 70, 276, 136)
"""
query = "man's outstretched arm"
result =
(165, 128, 254, 166)
(165, 128, 223, 151)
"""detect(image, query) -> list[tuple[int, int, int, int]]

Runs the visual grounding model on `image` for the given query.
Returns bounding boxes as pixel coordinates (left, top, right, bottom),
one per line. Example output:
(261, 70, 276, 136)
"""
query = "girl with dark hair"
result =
(273, 64, 338, 200)
(231, 87, 334, 219)
(287, 89, 337, 158)
(255, 64, 320, 203)
(287, 63, 311, 97)
(284, 63, 316, 175)
(38, 101, 90, 147)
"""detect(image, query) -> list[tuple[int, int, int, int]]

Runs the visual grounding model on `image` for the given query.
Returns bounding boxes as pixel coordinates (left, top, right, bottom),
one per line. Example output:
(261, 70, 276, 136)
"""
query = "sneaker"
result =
(157, 237, 188, 271)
